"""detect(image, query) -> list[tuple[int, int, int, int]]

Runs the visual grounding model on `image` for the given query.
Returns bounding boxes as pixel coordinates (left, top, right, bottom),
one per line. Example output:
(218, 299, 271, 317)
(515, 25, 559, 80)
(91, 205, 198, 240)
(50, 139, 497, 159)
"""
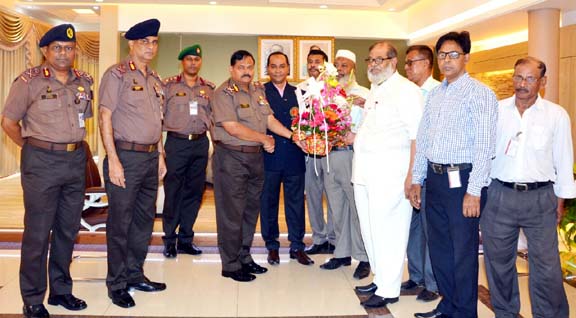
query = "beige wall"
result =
(560, 25, 576, 161)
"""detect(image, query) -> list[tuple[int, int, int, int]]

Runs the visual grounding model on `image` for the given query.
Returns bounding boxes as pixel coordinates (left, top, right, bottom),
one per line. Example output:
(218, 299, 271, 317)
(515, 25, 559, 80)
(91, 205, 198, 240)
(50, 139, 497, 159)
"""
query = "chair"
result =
(81, 141, 108, 232)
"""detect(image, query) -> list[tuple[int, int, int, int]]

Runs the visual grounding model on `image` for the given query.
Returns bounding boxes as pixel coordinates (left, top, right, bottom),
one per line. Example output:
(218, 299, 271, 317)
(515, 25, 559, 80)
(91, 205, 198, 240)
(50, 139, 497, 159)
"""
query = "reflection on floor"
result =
(0, 249, 574, 318)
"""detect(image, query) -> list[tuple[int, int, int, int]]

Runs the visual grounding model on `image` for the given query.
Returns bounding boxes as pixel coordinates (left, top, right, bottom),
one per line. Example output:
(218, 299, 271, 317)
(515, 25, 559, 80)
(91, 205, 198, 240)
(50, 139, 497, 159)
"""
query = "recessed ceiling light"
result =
(72, 8, 95, 14)
(319, 4, 328, 9)
(388, 8, 396, 11)
(209, 1, 217, 4)
(93, 6, 99, 10)
(95, 0, 104, 2)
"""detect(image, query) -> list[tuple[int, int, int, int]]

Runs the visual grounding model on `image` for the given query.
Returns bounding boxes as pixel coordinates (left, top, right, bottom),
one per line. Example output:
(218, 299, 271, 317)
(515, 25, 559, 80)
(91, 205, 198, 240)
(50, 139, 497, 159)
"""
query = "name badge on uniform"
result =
(41, 94, 58, 100)
(505, 132, 522, 157)
(189, 100, 198, 116)
(132, 86, 143, 91)
(447, 166, 461, 189)
(240, 103, 250, 109)
(78, 113, 85, 128)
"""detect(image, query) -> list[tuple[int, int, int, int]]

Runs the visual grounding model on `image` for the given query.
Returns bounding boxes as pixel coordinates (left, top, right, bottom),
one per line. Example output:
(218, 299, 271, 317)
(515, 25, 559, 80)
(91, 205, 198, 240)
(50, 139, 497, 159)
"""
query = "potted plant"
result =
(558, 166, 576, 287)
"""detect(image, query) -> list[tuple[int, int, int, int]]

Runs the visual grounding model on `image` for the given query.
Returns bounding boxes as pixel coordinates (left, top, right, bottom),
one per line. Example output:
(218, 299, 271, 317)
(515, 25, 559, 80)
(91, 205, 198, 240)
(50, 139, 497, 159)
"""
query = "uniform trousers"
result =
(324, 150, 367, 261)
(162, 134, 209, 245)
(406, 184, 438, 291)
(260, 170, 305, 251)
(426, 165, 483, 318)
(104, 149, 159, 291)
(305, 156, 335, 245)
(354, 176, 412, 298)
(213, 144, 263, 272)
(481, 181, 568, 318)
(20, 144, 85, 305)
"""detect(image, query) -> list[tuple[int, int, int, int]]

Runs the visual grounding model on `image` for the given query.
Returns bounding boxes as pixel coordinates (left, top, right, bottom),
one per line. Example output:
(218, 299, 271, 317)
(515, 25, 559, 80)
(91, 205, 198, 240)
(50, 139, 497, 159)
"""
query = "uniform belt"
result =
(168, 131, 206, 141)
(495, 179, 553, 192)
(26, 137, 82, 152)
(429, 162, 472, 174)
(216, 142, 262, 153)
(115, 140, 158, 153)
(332, 145, 353, 151)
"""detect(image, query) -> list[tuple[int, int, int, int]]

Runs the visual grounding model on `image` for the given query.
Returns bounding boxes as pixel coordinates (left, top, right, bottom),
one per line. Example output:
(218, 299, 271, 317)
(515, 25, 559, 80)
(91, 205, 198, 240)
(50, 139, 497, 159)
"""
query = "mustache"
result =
(515, 88, 529, 93)
(242, 74, 252, 78)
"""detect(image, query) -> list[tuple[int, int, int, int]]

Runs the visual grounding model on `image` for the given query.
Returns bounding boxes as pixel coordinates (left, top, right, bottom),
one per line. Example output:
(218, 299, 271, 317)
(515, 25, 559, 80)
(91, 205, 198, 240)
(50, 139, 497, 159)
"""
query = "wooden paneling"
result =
(468, 42, 528, 74)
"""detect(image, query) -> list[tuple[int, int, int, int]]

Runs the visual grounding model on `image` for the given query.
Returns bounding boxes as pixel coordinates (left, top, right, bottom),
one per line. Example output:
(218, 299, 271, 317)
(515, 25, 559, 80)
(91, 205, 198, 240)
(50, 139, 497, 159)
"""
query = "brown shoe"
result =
(267, 249, 280, 265)
(289, 249, 314, 265)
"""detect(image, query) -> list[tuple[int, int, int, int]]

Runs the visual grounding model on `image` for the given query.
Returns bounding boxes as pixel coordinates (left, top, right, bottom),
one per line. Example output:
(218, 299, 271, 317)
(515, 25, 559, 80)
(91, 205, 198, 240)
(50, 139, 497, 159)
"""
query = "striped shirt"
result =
(412, 72, 498, 196)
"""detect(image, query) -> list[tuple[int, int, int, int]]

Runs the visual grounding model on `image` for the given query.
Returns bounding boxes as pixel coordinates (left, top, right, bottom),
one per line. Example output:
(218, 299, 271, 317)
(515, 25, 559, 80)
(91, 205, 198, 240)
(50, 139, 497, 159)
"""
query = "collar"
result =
(510, 94, 545, 111)
(123, 56, 153, 75)
(228, 78, 251, 93)
(441, 72, 470, 90)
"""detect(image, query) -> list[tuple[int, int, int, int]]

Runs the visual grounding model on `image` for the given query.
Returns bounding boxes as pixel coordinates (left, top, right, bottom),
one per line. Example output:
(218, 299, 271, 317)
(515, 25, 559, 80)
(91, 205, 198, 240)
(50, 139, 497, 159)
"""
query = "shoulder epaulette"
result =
(114, 63, 127, 76)
(73, 69, 94, 85)
(151, 70, 162, 82)
(224, 83, 239, 96)
(253, 81, 264, 89)
(164, 74, 182, 84)
(200, 77, 215, 89)
(17, 67, 42, 83)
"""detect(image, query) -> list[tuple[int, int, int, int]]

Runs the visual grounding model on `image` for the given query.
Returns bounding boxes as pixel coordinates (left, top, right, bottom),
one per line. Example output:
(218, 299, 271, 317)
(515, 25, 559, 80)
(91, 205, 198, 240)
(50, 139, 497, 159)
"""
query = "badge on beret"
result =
(66, 27, 74, 39)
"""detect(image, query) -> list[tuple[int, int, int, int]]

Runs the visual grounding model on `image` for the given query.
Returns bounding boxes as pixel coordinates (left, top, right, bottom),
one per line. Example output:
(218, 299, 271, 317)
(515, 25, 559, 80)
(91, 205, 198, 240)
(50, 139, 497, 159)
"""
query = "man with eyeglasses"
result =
(410, 31, 498, 318)
(353, 41, 424, 309)
(2, 24, 92, 318)
(481, 57, 574, 318)
(99, 18, 167, 309)
(401, 45, 440, 302)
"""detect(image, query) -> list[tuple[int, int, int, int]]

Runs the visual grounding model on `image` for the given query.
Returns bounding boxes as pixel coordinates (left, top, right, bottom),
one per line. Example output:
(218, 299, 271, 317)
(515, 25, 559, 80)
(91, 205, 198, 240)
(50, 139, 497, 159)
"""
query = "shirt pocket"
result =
(530, 125, 551, 150)
(35, 98, 62, 123)
(165, 103, 189, 129)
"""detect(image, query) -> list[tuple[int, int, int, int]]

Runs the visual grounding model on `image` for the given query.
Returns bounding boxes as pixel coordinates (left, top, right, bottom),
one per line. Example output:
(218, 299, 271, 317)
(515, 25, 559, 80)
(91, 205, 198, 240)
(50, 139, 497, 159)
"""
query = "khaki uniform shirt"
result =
(163, 74, 214, 134)
(99, 58, 164, 144)
(2, 64, 93, 143)
(212, 79, 272, 146)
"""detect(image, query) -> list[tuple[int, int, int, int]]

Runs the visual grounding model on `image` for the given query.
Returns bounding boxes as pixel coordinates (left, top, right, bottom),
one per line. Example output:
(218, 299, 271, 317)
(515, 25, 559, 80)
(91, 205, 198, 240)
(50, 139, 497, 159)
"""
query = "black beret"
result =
(39, 24, 76, 47)
(125, 19, 160, 40)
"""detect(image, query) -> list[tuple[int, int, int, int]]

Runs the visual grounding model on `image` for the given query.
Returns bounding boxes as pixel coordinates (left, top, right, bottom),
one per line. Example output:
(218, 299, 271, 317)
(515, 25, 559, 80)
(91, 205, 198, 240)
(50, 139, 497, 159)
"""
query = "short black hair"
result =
(406, 45, 434, 70)
(307, 49, 328, 62)
(230, 50, 254, 66)
(514, 56, 546, 77)
(369, 41, 397, 59)
(267, 51, 290, 67)
(435, 31, 471, 54)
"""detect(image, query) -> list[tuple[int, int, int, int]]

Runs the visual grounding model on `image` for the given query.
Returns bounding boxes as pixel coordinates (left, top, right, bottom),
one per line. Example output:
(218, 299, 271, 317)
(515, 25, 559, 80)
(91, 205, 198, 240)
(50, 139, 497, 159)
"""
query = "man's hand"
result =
(158, 154, 167, 180)
(463, 193, 481, 218)
(409, 184, 422, 209)
(108, 157, 126, 188)
(262, 135, 275, 153)
(350, 95, 366, 108)
(404, 174, 412, 199)
(557, 198, 565, 224)
(345, 132, 356, 145)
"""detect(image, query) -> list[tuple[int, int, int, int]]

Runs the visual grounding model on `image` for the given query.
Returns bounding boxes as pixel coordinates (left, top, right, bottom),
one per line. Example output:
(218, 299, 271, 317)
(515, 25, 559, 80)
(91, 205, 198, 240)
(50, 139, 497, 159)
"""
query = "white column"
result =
(528, 8, 560, 103)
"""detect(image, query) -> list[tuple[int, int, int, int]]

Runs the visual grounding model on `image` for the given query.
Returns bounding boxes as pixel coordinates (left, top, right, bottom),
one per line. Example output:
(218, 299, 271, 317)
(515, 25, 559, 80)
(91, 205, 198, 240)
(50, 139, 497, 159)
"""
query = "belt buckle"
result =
(188, 134, 194, 140)
(66, 143, 76, 152)
(513, 183, 529, 192)
(148, 145, 155, 152)
(431, 163, 443, 174)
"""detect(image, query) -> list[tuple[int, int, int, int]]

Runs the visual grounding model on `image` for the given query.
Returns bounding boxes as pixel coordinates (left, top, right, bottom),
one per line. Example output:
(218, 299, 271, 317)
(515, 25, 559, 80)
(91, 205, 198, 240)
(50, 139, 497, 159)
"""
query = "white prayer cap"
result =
(335, 49, 356, 63)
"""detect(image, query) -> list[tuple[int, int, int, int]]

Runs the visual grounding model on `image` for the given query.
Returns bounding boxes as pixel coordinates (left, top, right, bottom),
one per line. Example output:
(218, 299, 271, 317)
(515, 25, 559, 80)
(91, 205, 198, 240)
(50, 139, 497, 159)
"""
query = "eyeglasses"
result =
(437, 51, 464, 60)
(364, 56, 393, 65)
(49, 45, 75, 53)
(512, 75, 540, 84)
(137, 38, 159, 47)
(405, 58, 426, 67)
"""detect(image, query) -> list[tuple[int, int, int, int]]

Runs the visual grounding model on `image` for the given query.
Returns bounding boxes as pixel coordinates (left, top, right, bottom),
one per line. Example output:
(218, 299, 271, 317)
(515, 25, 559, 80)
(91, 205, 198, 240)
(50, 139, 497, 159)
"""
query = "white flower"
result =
(323, 62, 338, 77)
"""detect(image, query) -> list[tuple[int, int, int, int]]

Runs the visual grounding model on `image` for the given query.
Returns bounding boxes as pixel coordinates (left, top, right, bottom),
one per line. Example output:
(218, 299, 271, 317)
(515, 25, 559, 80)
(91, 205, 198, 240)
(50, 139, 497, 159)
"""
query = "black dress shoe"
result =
(353, 261, 371, 279)
(414, 309, 446, 318)
(355, 282, 377, 295)
(289, 249, 314, 265)
(177, 242, 202, 255)
(108, 289, 135, 308)
(361, 294, 399, 308)
(47, 294, 87, 311)
(416, 289, 440, 302)
(267, 249, 280, 265)
(304, 242, 329, 255)
(320, 257, 351, 270)
(326, 243, 335, 253)
(222, 269, 256, 282)
(23, 304, 49, 318)
(163, 243, 177, 258)
(401, 279, 421, 291)
(242, 261, 268, 274)
(127, 277, 167, 292)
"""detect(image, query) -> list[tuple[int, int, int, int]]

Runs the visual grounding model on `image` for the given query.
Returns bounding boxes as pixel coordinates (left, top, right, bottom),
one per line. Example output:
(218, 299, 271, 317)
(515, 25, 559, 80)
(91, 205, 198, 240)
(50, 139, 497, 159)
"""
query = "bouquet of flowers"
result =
(291, 62, 352, 157)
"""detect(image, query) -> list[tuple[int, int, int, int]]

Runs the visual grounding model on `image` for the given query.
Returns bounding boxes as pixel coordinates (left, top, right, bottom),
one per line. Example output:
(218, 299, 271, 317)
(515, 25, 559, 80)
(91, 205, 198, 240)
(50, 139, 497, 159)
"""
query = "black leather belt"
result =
(216, 142, 262, 153)
(115, 140, 158, 153)
(495, 179, 552, 192)
(26, 137, 82, 152)
(332, 145, 353, 151)
(168, 131, 206, 141)
(429, 162, 472, 174)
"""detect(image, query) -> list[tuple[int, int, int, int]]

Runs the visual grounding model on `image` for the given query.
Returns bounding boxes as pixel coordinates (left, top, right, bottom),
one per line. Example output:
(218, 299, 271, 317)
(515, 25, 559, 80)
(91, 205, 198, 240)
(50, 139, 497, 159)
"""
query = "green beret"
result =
(178, 44, 202, 60)
(39, 24, 76, 47)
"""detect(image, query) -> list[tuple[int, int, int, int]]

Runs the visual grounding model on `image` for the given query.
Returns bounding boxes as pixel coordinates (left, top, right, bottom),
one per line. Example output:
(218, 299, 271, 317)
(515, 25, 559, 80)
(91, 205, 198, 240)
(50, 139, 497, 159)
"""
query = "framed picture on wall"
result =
(296, 37, 334, 81)
(258, 36, 296, 81)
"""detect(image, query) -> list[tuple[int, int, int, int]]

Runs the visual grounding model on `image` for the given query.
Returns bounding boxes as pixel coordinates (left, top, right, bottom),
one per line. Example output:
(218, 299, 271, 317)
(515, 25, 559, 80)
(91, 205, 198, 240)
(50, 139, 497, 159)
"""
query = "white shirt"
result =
(344, 81, 369, 133)
(491, 95, 576, 198)
(352, 71, 424, 185)
(420, 76, 440, 100)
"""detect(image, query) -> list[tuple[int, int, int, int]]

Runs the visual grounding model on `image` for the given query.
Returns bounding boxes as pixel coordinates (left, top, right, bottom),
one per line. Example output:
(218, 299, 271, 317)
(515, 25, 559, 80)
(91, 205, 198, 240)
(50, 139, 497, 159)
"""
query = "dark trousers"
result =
(19, 144, 85, 306)
(481, 181, 568, 318)
(426, 165, 484, 318)
(260, 170, 305, 251)
(162, 134, 209, 245)
(104, 149, 159, 291)
(213, 144, 263, 272)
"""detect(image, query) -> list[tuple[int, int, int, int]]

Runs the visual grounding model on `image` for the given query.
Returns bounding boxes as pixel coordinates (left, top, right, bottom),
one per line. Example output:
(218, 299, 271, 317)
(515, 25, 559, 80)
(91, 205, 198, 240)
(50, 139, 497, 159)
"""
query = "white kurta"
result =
(352, 71, 423, 298)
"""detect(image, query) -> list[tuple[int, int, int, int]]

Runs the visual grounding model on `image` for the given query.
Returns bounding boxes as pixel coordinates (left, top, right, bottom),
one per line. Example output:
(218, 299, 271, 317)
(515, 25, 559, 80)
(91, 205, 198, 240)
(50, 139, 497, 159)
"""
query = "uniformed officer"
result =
(212, 50, 303, 282)
(1, 24, 91, 318)
(162, 44, 214, 258)
(98, 18, 167, 309)
(260, 51, 313, 266)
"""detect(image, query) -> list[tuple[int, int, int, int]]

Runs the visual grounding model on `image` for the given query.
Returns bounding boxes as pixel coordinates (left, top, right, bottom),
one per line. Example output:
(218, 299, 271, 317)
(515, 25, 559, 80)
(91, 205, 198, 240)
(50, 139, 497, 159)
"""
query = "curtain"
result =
(75, 49, 100, 154)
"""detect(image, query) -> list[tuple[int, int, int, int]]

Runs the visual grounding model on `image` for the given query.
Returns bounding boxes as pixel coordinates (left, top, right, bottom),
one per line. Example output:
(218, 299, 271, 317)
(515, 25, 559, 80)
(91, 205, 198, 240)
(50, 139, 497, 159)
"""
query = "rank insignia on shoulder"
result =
(176, 91, 187, 97)
(224, 85, 238, 96)
(240, 103, 250, 109)
(18, 67, 41, 83)
(198, 90, 209, 100)
(132, 86, 144, 91)
(253, 81, 264, 89)
(200, 78, 215, 89)
(257, 96, 269, 107)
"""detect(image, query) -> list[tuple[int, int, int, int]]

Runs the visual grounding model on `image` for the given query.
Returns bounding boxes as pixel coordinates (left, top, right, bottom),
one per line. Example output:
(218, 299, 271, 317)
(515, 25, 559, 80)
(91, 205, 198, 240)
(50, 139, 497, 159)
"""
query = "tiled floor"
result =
(0, 249, 574, 317)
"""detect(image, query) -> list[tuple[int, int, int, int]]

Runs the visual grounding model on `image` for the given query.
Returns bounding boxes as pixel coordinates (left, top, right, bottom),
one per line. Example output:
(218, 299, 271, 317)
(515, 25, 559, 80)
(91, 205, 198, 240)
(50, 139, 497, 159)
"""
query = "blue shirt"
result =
(263, 81, 305, 175)
(412, 72, 498, 196)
